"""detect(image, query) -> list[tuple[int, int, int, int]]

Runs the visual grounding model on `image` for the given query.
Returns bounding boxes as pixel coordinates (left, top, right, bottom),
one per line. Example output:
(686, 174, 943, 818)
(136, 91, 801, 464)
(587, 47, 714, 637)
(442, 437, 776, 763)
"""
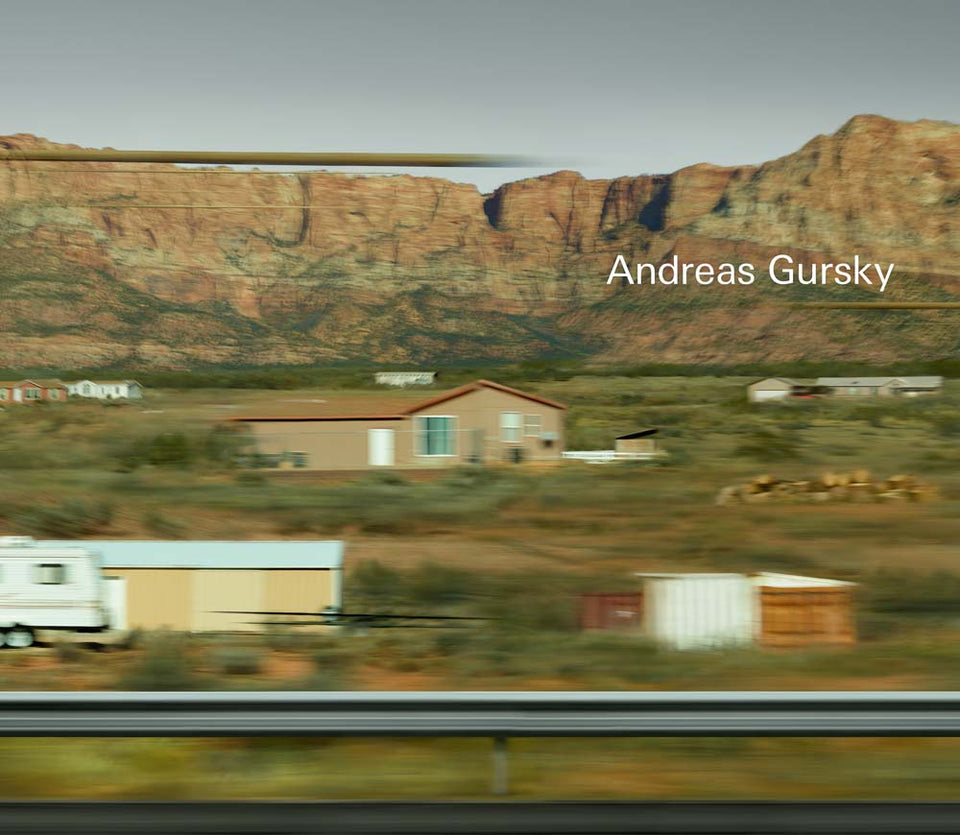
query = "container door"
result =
(368, 429, 395, 467)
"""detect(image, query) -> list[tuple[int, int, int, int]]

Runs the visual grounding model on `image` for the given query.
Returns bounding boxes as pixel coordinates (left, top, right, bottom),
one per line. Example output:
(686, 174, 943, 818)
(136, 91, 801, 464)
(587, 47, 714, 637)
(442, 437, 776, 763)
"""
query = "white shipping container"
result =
(639, 573, 757, 650)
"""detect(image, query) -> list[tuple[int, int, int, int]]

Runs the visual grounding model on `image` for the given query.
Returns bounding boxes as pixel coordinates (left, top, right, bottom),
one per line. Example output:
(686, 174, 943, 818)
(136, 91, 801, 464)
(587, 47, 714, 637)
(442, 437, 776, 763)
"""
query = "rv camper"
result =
(0, 537, 124, 648)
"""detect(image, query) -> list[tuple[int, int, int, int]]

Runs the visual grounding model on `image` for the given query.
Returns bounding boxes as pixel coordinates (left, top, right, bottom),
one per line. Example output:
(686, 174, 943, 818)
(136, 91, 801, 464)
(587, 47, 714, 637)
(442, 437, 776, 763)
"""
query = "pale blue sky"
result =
(2, 0, 957, 191)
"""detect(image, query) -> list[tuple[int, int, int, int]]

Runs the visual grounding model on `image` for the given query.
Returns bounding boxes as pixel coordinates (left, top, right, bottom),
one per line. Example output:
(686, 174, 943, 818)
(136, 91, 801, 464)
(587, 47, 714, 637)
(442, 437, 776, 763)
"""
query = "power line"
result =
(0, 149, 535, 167)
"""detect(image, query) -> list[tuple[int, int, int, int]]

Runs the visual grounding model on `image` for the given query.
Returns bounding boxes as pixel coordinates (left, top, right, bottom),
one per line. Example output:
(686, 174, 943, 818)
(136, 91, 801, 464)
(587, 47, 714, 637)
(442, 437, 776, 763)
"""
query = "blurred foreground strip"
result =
(4, 801, 960, 834)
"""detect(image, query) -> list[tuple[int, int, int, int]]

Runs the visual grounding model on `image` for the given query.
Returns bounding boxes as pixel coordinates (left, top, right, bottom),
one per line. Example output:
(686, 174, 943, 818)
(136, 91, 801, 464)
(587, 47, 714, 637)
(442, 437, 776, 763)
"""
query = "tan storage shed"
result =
(754, 572, 856, 647)
(40, 540, 343, 633)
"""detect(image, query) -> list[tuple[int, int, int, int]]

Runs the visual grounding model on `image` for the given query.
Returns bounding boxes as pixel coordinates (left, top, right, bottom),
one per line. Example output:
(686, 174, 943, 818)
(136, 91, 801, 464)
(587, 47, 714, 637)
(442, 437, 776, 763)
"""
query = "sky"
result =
(2, 0, 958, 192)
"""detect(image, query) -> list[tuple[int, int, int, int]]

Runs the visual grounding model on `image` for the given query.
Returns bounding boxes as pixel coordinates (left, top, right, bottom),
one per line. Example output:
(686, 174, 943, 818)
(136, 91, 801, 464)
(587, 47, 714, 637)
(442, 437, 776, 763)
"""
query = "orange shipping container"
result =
(580, 592, 643, 632)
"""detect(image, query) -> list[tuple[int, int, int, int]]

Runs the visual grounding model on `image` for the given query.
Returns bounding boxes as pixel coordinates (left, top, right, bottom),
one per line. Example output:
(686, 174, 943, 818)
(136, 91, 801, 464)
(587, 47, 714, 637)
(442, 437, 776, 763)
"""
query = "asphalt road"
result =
(4, 801, 960, 834)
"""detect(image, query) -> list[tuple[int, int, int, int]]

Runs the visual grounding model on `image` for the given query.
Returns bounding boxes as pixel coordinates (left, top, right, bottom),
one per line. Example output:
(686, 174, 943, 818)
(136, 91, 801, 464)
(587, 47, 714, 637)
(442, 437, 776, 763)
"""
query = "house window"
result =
(416, 416, 456, 456)
(34, 563, 67, 585)
(524, 414, 542, 437)
(49, 389, 60, 400)
(500, 412, 522, 443)
(24, 388, 41, 400)
(0, 390, 6, 401)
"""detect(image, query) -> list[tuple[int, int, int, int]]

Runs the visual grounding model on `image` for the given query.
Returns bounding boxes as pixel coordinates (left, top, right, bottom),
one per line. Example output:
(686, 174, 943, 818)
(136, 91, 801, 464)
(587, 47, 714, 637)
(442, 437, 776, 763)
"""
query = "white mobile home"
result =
(374, 371, 437, 387)
(66, 380, 144, 400)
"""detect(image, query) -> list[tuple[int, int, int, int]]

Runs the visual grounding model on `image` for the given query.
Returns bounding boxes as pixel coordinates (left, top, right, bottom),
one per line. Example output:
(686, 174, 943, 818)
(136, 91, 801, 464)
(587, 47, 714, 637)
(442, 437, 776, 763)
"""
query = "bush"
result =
(142, 510, 188, 539)
(211, 646, 263, 676)
(118, 633, 202, 690)
(13, 500, 114, 537)
(734, 427, 801, 461)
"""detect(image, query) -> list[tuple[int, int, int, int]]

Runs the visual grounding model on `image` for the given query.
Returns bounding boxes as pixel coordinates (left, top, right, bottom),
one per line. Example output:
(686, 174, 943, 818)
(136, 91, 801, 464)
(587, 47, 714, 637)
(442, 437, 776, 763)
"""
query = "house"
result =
(38, 539, 344, 633)
(747, 377, 802, 402)
(0, 379, 69, 404)
(65, 379, 144, 400)
(815, 376, 943, 397)
(230, 379, 566, 471)
(374, 371, 437, 387)
(580, 571, 855, 650)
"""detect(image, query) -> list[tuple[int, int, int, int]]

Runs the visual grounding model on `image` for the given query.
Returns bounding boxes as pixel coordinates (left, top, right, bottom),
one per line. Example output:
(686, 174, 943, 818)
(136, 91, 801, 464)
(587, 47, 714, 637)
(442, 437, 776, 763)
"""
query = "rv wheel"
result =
(4, 627, 35, 649)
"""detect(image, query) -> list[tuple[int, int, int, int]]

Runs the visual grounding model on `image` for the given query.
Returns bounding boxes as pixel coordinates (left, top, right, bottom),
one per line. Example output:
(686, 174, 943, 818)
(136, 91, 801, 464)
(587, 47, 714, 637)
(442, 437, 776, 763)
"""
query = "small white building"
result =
(66, 379, 144, 400)
(374, 371, 437, 387)
(747, 378, 801, 403)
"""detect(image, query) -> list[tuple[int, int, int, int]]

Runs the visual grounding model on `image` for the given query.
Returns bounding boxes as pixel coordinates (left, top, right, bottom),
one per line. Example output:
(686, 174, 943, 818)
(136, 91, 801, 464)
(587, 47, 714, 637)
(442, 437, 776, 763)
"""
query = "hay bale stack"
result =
(716, 471, 934, 506)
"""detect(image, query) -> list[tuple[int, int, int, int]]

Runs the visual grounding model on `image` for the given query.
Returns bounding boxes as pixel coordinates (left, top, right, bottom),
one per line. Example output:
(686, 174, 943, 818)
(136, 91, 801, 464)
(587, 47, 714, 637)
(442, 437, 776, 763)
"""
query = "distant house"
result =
(747, 377, 802, 403)
(0, 379, 68, 404)
(815, 376, 943, 397)
(374, 371, 437, 387)
(231, 379, 566, 471)
(65, 380, 144, 400)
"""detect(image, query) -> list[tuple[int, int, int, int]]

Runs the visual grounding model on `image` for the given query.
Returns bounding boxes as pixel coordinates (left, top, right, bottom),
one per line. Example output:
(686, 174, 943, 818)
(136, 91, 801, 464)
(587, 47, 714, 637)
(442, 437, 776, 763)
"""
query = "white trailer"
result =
(0, 536, 125, 648)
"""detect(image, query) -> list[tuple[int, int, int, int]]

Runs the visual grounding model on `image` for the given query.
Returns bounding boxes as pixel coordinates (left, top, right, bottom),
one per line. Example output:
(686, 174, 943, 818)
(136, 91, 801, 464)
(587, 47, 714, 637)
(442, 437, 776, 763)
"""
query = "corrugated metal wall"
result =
(643, 575, 756, 650)
(101, 568, 337, 633)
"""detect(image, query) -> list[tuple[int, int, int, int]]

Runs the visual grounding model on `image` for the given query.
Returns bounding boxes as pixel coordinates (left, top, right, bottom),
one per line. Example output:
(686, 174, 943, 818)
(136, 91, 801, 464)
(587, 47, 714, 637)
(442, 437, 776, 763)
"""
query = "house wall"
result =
(747, 379, 794, 402)
(245, 418, 404, 470)
(101, 567, 338, 632)
(615, 437, 657, 453)
(241, 387, 565, 471)
(8, 383, 68, 403)
(413, 386, 564, 466)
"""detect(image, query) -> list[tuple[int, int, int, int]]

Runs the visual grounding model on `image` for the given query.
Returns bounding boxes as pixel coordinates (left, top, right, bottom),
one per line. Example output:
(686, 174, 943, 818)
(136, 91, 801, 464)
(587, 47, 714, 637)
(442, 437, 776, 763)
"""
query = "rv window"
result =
(35, 563, 67, 585)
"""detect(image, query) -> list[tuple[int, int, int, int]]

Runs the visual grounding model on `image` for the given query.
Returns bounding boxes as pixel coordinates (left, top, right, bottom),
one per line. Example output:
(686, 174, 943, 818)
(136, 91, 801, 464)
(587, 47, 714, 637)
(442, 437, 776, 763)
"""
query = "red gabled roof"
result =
(229, 380, 566, 423)
(403, 379, 566, 413)
(231, 414, 406, 422)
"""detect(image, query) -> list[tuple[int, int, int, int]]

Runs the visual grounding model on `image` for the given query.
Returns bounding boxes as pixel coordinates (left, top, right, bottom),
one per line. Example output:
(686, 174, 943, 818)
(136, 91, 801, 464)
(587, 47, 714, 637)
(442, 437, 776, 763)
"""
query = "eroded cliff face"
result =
(0, 114, 956, 368)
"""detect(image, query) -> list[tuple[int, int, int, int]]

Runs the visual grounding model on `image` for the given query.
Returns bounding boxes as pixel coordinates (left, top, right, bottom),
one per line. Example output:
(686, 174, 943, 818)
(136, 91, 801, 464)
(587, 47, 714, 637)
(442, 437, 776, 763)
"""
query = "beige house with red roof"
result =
(230, 380, 566, 471)
(0, 379, 68, 404)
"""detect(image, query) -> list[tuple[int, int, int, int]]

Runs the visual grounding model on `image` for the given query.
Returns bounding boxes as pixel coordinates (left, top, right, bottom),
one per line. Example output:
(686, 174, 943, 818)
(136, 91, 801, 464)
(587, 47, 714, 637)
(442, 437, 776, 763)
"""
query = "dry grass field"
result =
(1, 373, 958, 799)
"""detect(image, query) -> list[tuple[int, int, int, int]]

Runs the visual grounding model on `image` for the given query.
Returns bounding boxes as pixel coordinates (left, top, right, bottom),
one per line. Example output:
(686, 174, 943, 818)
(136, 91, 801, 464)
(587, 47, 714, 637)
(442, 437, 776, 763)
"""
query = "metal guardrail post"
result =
(492, 737, 509, 796)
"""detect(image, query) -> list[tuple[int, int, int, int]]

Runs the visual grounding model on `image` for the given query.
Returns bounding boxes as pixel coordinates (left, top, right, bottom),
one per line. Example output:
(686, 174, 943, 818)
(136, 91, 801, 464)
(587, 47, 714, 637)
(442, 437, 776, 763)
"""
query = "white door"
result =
(13, 388, 22, 402)
(368, 429, 395, 466)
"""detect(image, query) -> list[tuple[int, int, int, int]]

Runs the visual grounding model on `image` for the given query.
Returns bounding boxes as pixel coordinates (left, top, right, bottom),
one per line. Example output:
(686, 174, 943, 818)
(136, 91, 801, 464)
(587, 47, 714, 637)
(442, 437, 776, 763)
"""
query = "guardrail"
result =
(4, 691, 960, 795)
(562, 450, 665, 463)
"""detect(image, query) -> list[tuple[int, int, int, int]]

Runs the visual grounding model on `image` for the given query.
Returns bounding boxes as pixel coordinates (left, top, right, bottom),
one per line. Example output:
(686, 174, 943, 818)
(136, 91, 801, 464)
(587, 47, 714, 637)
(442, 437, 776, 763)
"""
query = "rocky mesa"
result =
(0, 114, 957, 368)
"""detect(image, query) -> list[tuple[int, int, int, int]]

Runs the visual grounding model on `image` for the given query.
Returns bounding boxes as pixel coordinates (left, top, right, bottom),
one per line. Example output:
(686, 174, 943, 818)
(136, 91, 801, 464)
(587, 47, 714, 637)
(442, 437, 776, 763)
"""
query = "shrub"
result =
(142, 510, 188, 539)
(13, 500, 114, 537)
(118, 633, 202, 690)
(211, 646, 263, 676)
(734, 427, 801, 461)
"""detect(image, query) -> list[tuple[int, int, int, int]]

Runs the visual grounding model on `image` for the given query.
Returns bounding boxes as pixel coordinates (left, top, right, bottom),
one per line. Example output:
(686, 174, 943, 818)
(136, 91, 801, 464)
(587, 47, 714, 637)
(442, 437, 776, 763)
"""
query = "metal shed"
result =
(627, 571, 856, 650)
(39, 540, 344, 633)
